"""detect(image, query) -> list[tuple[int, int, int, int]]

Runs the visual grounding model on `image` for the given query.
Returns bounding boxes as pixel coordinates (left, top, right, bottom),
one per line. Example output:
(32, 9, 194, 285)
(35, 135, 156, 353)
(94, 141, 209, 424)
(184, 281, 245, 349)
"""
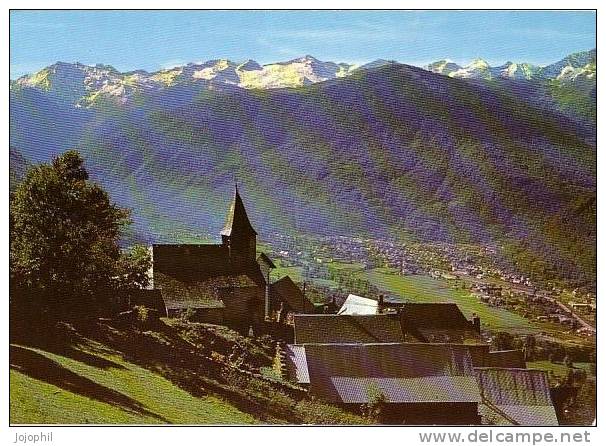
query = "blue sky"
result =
(10, 10, 596, 79)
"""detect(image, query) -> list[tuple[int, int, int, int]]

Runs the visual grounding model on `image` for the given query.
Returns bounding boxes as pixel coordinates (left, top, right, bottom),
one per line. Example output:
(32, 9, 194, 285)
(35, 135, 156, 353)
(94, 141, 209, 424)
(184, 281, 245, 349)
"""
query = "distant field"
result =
(352, 266, 537, 334)
(272, 259, 340, 289)
(327, 262, 366, 272)
(10, 344, 257, 424)
(271, 258, 304, 283)
(527, 360, 594, 378)
(273, 260, 545, 334)
(312, 278, 340, 289)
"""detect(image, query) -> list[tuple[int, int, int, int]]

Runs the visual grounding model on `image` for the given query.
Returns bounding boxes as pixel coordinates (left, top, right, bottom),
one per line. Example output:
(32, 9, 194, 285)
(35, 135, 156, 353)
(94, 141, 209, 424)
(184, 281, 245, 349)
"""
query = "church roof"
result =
(154, 271, 258, 310)
(152, 244, 231, 280)
(257, 252, 276, 269)
(221, 186, 257, 237)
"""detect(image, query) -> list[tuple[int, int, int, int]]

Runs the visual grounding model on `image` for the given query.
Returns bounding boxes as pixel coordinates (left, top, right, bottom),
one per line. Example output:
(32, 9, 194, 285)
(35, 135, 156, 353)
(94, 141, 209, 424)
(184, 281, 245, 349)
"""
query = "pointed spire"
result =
(221, 184, 257, 237)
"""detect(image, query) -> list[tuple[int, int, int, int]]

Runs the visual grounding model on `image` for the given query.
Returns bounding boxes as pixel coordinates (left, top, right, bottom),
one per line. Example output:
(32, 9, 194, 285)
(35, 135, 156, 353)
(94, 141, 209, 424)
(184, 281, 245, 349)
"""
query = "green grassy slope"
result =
(10, 319, 367, 425)
(10, 344, 257, 424)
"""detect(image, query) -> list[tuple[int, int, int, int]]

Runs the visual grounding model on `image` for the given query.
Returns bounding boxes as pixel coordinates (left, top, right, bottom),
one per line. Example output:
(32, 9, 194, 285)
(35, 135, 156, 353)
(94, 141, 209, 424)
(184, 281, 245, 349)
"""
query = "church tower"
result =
(220, 185, 257, 269)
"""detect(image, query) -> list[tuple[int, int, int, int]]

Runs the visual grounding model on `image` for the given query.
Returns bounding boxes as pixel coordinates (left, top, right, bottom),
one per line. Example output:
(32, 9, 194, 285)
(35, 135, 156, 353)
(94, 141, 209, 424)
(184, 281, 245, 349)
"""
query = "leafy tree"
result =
(117, 245, 152, 290)
(10, 150, 148, 320)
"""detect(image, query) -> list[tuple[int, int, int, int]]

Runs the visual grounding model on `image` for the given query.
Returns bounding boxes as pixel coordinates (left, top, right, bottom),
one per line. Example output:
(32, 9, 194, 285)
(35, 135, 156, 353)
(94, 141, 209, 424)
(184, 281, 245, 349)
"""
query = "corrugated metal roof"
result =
(475, 368, 558, 426)
(338, 294, 378, 315)
(305, 343, 476, 378)
(329, 376, 481, 404)
(303, 343, 480, 404)
(284, 344, 309, 384)
(293, 314, 405, 344)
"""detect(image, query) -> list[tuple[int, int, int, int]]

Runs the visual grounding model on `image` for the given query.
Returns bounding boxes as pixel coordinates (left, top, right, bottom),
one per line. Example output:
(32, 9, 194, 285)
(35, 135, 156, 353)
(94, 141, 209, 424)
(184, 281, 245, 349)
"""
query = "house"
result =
(473, 284, 502, 297)
(293, 304, 524, 365)
(270, 275, 316, 316)
(475, 368, 558, 425)
(288, 343, 483, 424)
(400, 303, 483, 344)
(283, 342, 549, 425)
(150, 186, 302, 332)
(293, 314, 406, 344)
(283, 300, 557, 426)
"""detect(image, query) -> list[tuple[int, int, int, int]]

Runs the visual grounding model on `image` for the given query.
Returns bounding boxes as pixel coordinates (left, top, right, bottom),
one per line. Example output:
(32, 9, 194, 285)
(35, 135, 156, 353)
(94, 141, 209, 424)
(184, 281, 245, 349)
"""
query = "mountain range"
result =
(9, 49, 596, 287)
(12, 55, 360, 106)
(425, 49, 596, 82)
(11, 50, 595, 106)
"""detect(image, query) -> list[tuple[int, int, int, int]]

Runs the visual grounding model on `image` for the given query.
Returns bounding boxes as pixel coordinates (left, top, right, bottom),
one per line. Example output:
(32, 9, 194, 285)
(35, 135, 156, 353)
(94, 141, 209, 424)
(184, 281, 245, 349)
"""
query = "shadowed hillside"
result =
(10, 62, 596, 286)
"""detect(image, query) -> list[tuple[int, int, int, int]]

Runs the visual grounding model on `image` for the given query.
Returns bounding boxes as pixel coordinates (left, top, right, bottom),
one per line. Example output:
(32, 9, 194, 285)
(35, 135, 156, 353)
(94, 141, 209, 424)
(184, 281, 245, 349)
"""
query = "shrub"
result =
(134, 305, 158, 329)
(295, 399, 371, 425)
(364, 382, 387, 422)
(177, 307, 197, 322)
(134, 305, 149, 326)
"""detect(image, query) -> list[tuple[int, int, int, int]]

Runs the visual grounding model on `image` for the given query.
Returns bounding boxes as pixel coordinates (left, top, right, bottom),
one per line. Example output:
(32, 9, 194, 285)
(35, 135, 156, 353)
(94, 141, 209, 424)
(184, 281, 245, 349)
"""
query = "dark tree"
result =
(10, 150, 149, 320)
(492, 332, 515, 351)
(524, 334, 537, 361)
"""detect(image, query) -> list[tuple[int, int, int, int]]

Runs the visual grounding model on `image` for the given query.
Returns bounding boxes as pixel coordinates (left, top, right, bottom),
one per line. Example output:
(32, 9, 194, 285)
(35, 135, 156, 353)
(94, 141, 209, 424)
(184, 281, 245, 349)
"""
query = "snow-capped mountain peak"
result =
(11, 49, 595, 108)
(426, 60, 462, 76)
(237, 59, 263, 71)
(426, 48, 595, 82)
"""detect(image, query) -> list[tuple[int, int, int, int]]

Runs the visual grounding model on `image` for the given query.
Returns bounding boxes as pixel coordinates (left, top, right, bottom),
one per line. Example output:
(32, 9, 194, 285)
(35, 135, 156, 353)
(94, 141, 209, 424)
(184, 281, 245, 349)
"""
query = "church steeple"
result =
(221, 185, 257, 267)
(221, 184, 257, 237)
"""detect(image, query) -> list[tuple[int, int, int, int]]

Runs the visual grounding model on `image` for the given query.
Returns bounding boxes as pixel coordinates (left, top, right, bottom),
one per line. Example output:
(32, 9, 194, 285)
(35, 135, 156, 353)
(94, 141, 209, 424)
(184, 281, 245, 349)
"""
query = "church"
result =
(149, 186, 314, 332)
